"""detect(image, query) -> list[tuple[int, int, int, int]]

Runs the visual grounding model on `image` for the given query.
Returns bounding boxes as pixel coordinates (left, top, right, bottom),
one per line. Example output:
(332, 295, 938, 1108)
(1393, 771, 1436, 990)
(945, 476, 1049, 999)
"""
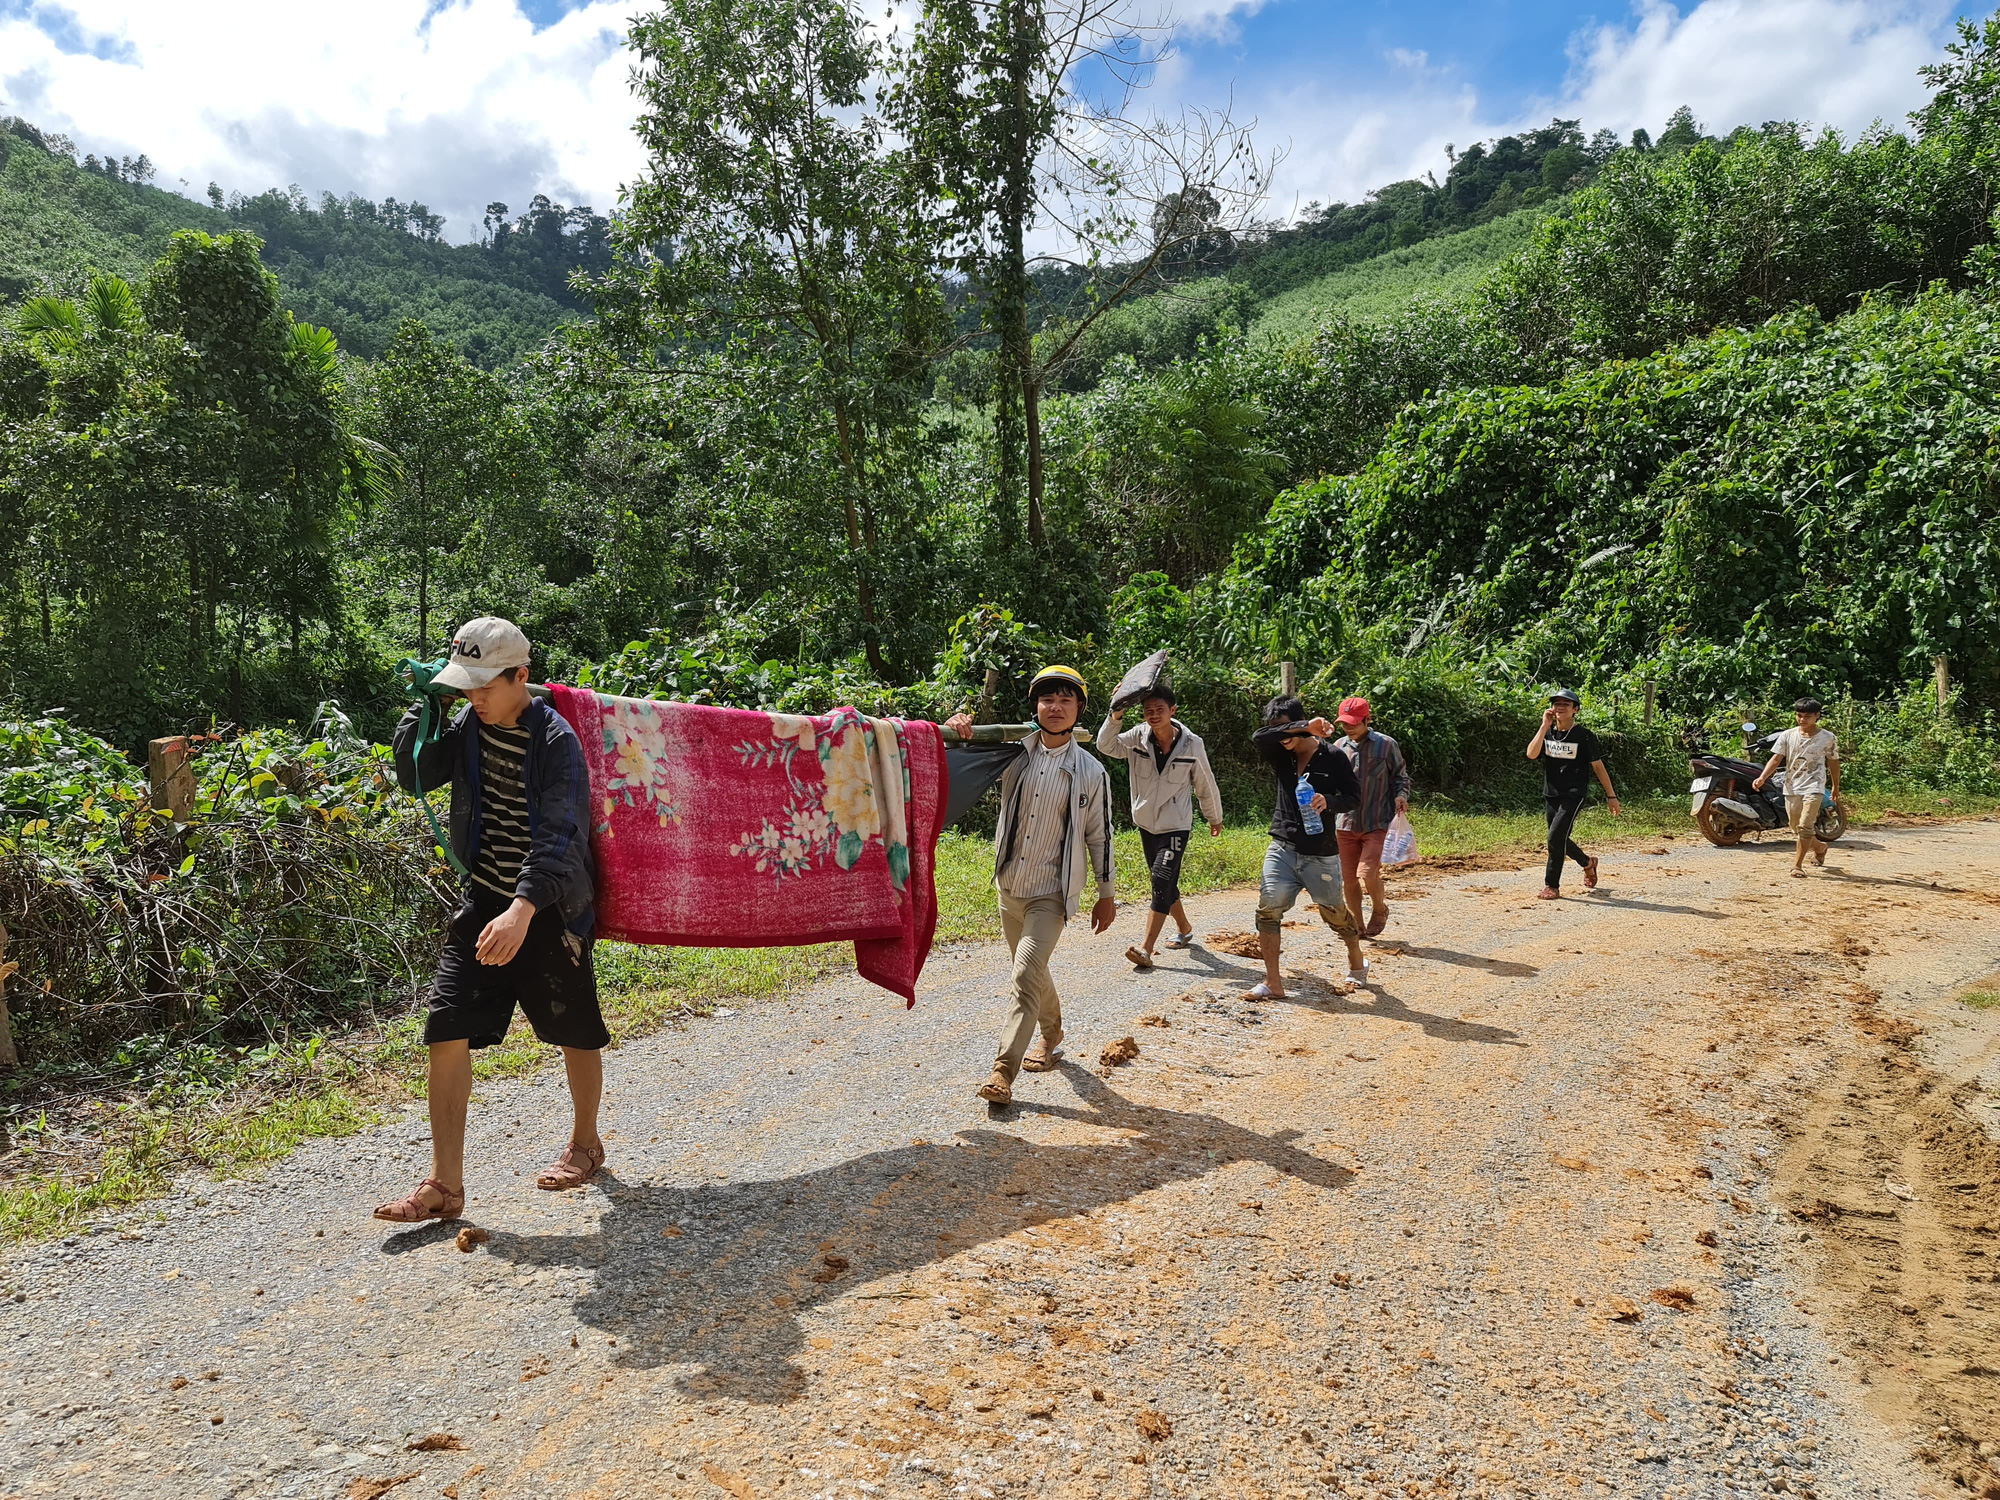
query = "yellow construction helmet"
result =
(1027, 664, 1088, 704)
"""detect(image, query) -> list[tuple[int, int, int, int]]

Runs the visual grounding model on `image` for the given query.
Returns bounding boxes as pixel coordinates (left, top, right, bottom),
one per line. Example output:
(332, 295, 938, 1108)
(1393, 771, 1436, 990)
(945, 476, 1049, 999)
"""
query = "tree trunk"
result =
(831, 399, 887, 677)
(1024, 375, 1046, 544)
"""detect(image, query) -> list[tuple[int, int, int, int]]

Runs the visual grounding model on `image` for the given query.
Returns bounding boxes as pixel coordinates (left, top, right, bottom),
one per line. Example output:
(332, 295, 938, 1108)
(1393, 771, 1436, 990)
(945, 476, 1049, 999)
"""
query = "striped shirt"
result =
(1334, 729, 1412, 834)
(1001, 736, 1075, 899)
(473, 720, 533, 900)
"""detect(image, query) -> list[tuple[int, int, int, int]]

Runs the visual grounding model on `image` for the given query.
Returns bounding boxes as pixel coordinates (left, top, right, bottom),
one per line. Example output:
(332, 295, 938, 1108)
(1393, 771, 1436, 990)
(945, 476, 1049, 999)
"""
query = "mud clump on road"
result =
(1136, 1410, 1173, 1440)
(454, 1226, 489, 1253)
(1100, 1036, 1140, 1067)
(406, 1433, 464, 1452)
(346, 1476, 418, 1500)
(1206, 930, 1262, 958)
(1650, 1286, 1697, 1311)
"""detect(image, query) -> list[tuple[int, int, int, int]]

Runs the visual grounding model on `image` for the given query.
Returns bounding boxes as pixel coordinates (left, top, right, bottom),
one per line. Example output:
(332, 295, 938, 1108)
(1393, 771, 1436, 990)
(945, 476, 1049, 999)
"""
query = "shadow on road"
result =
(1372, 944, 1538, 979)
(472, 1070, 1353, 1404)
(1579, 895, 1728, 919)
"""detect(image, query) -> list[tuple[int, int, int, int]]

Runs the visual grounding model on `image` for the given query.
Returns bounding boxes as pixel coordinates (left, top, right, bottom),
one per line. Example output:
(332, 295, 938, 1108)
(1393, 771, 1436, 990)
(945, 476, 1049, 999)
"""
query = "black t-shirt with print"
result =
(1539, 722, 1603, 798)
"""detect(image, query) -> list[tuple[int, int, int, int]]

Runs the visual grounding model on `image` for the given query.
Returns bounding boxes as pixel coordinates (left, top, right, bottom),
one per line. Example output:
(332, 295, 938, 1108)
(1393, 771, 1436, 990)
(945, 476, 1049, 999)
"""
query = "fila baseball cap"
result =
(433, 616, 532, 690)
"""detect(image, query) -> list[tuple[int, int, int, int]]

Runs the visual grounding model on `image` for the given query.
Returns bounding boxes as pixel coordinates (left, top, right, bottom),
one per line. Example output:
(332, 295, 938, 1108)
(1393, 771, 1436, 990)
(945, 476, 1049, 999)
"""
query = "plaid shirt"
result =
(1334, 729, 1411, 834)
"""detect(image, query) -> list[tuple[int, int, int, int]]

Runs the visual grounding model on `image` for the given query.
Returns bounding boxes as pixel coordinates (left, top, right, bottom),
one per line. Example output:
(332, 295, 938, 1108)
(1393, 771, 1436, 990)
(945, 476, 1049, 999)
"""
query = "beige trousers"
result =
(994, 889, 1069, 1081)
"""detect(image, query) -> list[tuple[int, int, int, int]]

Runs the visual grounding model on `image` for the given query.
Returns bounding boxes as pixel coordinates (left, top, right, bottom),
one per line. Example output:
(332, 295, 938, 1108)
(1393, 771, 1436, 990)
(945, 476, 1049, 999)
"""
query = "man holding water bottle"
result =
(1246, 696, 1371, 998)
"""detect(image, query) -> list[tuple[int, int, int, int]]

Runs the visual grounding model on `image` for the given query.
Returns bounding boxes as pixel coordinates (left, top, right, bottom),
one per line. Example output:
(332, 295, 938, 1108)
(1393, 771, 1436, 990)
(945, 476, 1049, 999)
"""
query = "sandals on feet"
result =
(1164, 930, 1197, 950)
(1537, 886, 1561, 900)
(373, 1176, 465, 1224)
(1021, 1030, 1065, 1072)
(1245, 982, 1282, 1001)
(536, 1141, 606, 1191)
(1583, 857, 1599, 890)
(1363, 908, 1389, 938)
(1125, 945, 1154, 971)
(976, 1069, 1014, 1104)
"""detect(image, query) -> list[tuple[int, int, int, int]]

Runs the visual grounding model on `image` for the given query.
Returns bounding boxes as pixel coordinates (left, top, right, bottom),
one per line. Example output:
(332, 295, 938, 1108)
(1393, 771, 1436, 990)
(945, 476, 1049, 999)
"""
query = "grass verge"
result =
(4, 786, 1993, 1242)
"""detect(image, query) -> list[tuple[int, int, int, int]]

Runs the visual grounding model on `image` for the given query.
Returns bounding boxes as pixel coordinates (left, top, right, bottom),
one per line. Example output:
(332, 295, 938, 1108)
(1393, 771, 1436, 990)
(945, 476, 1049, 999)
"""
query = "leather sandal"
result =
(1583, 857, 1600, 890)
(1021, 1030, 1065, 1072)
(976, 1068, 1014, 1104)
(373, 1177, 465, 1224)
(1537, 886, 1561, 900)
(1125, 945, 1154, 970)
(536, 1141, 606, 1191)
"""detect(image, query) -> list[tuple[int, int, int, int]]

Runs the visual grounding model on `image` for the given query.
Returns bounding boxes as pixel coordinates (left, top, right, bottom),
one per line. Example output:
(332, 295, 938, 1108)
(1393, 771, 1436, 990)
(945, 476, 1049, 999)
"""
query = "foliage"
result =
(1044, 349, 1281, 582)
(0, 122, 598, 366)
(347, 319, 543, 657)
(1250, 208, 1546, 343)
(0, 711, 449, 1103)
(0, 234, 388, 749)
(1233, 288, 2000, 709)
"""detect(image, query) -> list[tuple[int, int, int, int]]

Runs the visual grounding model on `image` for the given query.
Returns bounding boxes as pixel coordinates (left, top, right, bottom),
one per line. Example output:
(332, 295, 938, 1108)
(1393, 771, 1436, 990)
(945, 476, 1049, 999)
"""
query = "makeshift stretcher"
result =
(397, 658, 1034, 1003)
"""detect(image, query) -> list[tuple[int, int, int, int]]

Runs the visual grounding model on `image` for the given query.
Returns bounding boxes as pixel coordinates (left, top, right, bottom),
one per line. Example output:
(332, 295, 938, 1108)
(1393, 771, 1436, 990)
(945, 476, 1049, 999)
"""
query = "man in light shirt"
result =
(947, 667, 1115, 1105)
(1096, 679, 1223, 969)
(1753, 697, 1844, 876)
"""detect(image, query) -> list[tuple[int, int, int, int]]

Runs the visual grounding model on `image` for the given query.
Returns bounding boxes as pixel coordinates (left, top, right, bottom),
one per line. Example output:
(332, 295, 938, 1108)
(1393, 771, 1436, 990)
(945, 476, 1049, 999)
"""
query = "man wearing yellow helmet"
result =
(947, 666, 1116, 1105)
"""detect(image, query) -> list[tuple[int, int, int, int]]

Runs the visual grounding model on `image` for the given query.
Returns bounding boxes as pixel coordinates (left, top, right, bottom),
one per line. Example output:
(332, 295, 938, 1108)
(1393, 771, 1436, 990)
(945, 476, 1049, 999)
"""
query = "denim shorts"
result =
(1255, 843, 1357, 937)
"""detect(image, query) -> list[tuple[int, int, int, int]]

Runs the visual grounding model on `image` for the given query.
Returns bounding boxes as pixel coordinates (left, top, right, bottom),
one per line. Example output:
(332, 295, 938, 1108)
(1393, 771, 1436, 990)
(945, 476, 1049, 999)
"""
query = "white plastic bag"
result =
(1381, 811, 1418, 867)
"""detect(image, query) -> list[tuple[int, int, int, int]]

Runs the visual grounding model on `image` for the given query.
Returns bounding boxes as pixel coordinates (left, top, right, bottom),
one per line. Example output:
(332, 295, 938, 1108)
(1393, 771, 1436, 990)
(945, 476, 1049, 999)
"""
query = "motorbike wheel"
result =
(1696, 797, 1745, 847)
(1815, 802, 1848, 843)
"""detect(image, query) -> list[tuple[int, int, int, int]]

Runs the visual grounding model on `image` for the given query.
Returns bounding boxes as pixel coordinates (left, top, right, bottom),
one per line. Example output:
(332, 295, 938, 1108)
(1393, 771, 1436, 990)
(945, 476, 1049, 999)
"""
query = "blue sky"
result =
(0, 0, 1969, 242)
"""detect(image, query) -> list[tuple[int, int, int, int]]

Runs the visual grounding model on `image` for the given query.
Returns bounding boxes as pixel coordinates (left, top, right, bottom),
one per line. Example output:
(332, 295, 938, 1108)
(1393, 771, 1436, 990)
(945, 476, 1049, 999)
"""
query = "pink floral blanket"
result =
(547, 686, 945, 1005)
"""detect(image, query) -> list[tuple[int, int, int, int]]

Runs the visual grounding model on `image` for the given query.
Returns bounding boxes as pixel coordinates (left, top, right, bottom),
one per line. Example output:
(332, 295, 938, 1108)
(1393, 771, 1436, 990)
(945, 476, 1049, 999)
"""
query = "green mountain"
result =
(1251, 208, 1547, 341)
(0, 118, 606, 366)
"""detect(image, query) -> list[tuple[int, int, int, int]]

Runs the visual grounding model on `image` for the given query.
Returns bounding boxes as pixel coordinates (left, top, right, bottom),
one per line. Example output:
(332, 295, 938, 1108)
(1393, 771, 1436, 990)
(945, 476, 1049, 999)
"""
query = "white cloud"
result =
(0, 0, 647, 241)
(1557, 0, 1950, 143)
(1191, 0, 1955, 223)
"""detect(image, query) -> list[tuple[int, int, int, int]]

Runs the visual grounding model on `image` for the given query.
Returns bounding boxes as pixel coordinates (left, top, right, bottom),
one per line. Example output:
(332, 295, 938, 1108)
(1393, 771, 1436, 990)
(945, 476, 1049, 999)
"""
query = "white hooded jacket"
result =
(1096, 715, 1224, 835)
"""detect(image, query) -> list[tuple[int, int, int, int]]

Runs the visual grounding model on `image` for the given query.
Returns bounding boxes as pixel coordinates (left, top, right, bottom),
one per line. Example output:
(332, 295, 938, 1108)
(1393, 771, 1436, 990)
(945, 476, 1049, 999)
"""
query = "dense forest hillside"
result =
(4, 6, 1999, 782)
(0, 118, 604, 365)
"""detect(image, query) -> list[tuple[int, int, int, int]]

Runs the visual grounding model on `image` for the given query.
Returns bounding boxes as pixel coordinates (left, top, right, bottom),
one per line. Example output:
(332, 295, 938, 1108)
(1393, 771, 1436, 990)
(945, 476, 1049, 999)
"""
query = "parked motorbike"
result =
(1688, 723, 1848, 848)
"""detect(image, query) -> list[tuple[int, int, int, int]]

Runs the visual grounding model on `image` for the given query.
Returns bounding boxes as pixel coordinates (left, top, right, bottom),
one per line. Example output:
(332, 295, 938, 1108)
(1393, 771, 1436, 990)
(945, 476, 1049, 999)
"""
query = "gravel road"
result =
(4, 819, 1998, 1500)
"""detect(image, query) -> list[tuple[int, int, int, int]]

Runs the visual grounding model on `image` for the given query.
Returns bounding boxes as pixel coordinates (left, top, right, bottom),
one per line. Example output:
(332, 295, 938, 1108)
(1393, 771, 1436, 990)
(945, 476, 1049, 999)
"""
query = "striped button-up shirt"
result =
(1334, 728, 1411, 834)
(1001, 736, 1075, 899)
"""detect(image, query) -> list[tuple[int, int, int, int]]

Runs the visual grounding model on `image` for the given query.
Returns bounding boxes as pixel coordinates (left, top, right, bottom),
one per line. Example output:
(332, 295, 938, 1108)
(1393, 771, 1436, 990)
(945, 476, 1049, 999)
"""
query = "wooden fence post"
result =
(1279, 661, 1296, 697)
(976, 667, 1001, 724)
(0, 920, 18, 1071)
(1643, 677, 1657, 728)
(1934, 655, 1951, 718)
(147, 736, 195, 820)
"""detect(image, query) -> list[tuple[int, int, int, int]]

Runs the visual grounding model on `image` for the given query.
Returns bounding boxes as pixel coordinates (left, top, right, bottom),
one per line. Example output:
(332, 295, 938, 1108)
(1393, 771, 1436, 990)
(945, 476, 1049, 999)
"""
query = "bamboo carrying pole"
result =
(516, 684, 1031, 745)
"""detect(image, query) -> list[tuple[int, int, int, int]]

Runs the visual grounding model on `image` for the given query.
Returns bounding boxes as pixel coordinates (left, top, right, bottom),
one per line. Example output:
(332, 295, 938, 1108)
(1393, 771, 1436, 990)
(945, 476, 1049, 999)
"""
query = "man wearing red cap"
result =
(1331, 697, 1410, 938)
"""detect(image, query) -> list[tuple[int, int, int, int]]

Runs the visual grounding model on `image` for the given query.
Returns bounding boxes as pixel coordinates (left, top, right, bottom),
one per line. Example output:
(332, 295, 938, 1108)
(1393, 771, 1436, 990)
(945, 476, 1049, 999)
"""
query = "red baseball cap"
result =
(1337, 696, 1371, 725)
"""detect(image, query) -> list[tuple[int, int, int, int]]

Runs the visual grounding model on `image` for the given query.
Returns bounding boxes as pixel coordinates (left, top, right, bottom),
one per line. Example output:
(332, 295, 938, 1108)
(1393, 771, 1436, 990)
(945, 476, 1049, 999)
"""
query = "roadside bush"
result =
(0, 710, 449, 1104)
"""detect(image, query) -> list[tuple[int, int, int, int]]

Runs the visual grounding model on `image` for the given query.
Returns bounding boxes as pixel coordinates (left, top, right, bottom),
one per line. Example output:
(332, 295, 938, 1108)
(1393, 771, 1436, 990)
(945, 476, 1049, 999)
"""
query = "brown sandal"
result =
(536, 1141, 606, 1191)
(373, 1176, 465, 1223)
(1020, 1030, 1065, 1072)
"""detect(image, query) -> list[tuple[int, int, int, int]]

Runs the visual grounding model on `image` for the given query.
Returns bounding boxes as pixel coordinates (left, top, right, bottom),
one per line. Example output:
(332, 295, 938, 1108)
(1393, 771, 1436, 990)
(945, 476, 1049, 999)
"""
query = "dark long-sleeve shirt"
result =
(1251, 726, 1360, 857)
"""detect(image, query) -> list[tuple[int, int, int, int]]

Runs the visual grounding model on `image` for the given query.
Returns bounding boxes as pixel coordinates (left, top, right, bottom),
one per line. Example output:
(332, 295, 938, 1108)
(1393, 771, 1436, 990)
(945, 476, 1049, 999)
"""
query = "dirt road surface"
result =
(5, 820, 1999, 1500)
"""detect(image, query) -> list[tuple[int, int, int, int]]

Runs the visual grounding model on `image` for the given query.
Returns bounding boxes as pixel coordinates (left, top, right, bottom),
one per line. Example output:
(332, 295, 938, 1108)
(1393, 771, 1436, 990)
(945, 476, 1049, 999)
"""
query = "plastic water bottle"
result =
(1296, 780, 1323, 836)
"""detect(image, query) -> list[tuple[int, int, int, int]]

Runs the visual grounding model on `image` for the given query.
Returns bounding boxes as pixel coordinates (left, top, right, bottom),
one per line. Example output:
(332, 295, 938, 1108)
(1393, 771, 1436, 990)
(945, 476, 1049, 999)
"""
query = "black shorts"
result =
(425, 896, 609, 1051)
(1139, 827, 1191, 915)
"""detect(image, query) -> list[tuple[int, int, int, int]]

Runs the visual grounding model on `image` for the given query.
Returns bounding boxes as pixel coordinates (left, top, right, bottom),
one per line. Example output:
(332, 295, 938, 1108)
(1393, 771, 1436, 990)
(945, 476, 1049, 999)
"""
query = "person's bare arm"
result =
(1751, 751, 1785, 790)
(1590, 760, 1621, 815)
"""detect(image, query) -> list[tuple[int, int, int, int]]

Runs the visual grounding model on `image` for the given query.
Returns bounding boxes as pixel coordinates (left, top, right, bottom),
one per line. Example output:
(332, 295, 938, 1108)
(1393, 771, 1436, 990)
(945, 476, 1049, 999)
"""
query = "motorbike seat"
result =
(1702, 755, 1765, 779)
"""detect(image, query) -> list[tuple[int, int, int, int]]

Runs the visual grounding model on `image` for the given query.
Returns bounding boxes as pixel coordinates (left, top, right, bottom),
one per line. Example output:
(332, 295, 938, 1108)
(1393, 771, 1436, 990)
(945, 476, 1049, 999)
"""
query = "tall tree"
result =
(889, 0, 1270, 542)
(350, 319, 540, 655)
(0, 232, 380, 743)
(601, 0, 948, 677)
